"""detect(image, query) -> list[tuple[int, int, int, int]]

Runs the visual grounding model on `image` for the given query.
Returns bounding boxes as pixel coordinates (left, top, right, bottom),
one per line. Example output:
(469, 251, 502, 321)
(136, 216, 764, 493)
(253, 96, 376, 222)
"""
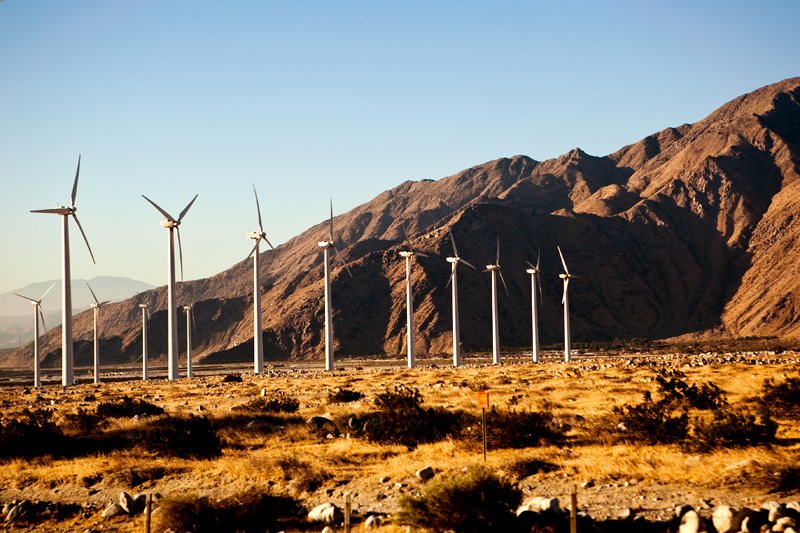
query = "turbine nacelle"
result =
(485, 264, 501, 271)
(446, 257, 459, 264)
(160, 219, 181, 228)
(318, 240, 334, 249)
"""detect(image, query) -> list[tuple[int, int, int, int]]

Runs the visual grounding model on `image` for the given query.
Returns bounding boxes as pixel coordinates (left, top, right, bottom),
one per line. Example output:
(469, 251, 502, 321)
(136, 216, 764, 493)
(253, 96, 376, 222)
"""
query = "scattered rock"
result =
(247, 419, 268, 429)
(101, 503, 126, 518)
(416, 466, 434, 481)
(364, 514, 382, 529)
(517, 496, 562, 516)
(119, 491, 135, 514)
(379, 476, 390, 483)
(678, 510, 702, 533)
(712, 505, 735, 533)
(308, 503, 343, 524)
(307, 416, 333, 429)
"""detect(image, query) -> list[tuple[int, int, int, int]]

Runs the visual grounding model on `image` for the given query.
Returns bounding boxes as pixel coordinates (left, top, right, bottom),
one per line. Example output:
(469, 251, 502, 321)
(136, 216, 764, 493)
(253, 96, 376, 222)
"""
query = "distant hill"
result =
(4, 77, 800, 369)
(0, 277, 155, 350)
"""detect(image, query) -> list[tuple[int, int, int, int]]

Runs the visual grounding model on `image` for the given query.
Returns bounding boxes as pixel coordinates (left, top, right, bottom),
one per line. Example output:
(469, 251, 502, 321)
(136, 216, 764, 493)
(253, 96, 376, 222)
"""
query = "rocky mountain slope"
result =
(4, 77, 800, 368)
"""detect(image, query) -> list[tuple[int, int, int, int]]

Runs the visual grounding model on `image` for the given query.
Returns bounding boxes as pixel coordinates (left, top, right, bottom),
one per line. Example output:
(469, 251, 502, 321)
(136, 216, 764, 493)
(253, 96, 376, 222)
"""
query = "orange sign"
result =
(477, 391, 489, 408)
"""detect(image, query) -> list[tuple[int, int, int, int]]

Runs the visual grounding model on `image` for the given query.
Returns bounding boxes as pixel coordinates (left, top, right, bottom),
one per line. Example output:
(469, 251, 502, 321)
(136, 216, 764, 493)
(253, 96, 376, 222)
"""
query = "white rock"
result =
(321, 527, 334, 533)
(119, 491, 135, 514)
(713, 505, 735, 533)
(364, 515, 382, 529)
(679, 510, 700, 533)
(517, 496, 562, 516)
(102, 503, 126, 518)
(308, 503, 342, 524)
(379, 476, 390, 483)
(416, 466, 434, 481)
(775, 516, 798, 532)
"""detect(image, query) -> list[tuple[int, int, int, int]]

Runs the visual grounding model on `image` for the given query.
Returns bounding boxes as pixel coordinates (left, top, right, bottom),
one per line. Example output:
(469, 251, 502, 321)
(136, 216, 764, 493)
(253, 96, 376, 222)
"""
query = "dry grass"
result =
(0, 353, 799, 531)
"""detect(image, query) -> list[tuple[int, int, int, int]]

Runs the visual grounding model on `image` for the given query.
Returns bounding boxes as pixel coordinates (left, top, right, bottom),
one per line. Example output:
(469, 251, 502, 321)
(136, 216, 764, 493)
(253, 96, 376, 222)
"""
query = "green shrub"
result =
(760, 375, 800, 419)
(95, 396, 164, 418)
(613, 397, 688, 445)
(231, 394, 300, 413)
(654, 369, 728, 410)
(136, 416, 221, 458)
(396, 466, 522, 533)
(154, 490, 303, 533)
(327, 388, 364, 404)
(0, 409, 65, 459)
(686, 410, 777, 452)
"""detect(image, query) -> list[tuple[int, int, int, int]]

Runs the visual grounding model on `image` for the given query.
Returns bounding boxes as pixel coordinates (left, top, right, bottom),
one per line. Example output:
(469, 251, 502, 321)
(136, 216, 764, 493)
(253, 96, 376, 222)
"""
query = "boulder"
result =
(132, 494, 147, 514)
(348, 414, 360, 430)
(775, 517, 798, 532)
(307, 416, 333, 429)
(712, 505, 735, 533)
(678, 510, 702, 533)
(101, 503, 126, 519)
(308, 503, 343, 524)
(416, 466, 435, 481)
(247, 419, 268, 429)
(119, 491, 135, 514)
(729, 508, 767, 533)
(764, 501, 788, 523)
(364, 515, 382, 529)
(517, 496, 562, 516)
(5, 504, 24, 523)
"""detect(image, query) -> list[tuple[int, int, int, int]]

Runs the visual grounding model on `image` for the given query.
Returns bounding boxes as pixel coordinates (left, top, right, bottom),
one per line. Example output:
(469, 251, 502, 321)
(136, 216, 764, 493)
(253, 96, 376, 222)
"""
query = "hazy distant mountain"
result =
(4, 77, 799, 369)
(0, 277, 155, 349)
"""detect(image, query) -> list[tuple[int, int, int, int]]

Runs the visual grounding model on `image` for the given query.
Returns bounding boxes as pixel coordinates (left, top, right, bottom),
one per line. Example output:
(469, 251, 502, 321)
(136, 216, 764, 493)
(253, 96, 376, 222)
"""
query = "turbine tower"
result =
(31, 155, 96, 385)
(245, 185, 275, 374)
(525, 251, 543, 363)
(14, 282, 56, 388)
(399, 224, 429, 369)
(138, 296, 150, 380)
(557, 246, 577, 363)
(483, 235, 509, 365)
(142, 194, 198, 380)
(86, 282, 109, 383)
(183, 303, 196, 378)
(317, 200, 352, 371)
(445, 229, 476, 367)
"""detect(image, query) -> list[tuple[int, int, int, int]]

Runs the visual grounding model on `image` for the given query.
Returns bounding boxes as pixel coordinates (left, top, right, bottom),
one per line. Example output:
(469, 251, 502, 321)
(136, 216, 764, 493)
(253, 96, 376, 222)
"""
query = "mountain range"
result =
(3, 77, 799, 369)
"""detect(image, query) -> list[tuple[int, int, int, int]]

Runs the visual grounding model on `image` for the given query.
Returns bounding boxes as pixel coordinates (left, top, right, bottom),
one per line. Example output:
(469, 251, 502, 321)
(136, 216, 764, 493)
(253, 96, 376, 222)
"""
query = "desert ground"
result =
(0, 345, 799, 532)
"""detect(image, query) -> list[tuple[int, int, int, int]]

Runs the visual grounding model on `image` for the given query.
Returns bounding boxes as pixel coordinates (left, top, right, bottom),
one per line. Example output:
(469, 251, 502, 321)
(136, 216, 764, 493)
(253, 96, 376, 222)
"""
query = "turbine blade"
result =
(86, 282, 100, 305)
(499, 269, 509, 297)
(178, 194, 198, 221)
(332, 245, 353, 278)
(101, 301, 111, 305)
(562, 278, 569, 305)
(192, 310, 196, 333)
(40, 282, 57, 301)
(70, 155, 81, 207)
(246, 238, 260, 261)
(449, 229, 459, 257)
(262, 235, 275, 251)
(526, 261, 535, 270)
(402, 223, 413, 250)
(253, 184, 263, 232)
(177, 227, 184, 281)
(31, 208, 70, 214)
(14, 293, 37, 303)
(416, 251, 429, 258)
(557, 246, 569, 275)
(496, 234, 500, 265)
(72, 213, 96, 264)
(461, 259, 477, 270)
(329, 199, 334, 242)
(142, 195, 175, 221)
(536, 249, 541, 270)
(445, 265, 457, 288)
(39, 306, 47, 333)
(537, 275, 543, 302)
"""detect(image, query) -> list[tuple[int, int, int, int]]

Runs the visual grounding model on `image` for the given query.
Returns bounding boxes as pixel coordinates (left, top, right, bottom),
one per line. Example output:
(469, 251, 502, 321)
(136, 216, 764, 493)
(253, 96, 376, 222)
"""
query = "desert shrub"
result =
(613, 396, 688, 445)
(363, 405, 465, 447)
(95, 396, 164, 418)
(136, 415, 221, 458)
(231, 394, 299, 413)
(772, 465, 800, 493)
(374, 384, 423, 410)
(501, 456, 558, 479)
(654, 369, 728, 410)
(686, 409, 777, 452)
(327, 388, 364, 403)
(59, 408, 108, 436)
(396, 466, 522, 533)
(221, 374, 243, 383)
(476, 407, 564, 449)
(154, 490, 303, 533)
(760, 375, 800, 418)
(0, 409, 65, 459)
(466, 379, 489, 392)
(276, 456, 331, 493)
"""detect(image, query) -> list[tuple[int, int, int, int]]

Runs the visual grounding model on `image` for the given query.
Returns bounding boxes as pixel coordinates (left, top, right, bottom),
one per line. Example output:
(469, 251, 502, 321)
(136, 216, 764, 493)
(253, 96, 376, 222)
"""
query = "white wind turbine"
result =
(445, 229, 476, 367)
(525, 251, 543, 363)
(138, 294, 151, 380)
(245, 185, 275, 374)
(317, 200, 352, 371)
(142, 194, 198, 380)
(86, 282, 109, 384)
(399, 224, 429, 369)
(557, 246, 577, 362)
(483, 235, 509, 365)
(183, 302, 196, 378)
(14, 282, 56, 388)
(31, 155, 96, 385)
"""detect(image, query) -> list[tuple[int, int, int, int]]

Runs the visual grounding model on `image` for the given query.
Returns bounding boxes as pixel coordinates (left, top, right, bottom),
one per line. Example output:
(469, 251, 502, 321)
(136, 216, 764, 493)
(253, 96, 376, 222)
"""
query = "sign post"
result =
(477, 391, 489, 462)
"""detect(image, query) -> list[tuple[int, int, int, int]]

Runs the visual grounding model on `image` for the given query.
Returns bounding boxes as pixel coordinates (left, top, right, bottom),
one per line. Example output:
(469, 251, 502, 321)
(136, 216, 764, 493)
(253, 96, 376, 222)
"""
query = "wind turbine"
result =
(483, 235, 509, 365)
(142, 194, 198, 380)
(245, 185, 275, 374)
(445, 229, 476, 367)
(557, 246, 577, 363)
(14, 282, 56, 387)
(183, 302, 196, 378)
(399, 224, 429, 369)
(138, 294, 150, 380)
(86, 282, 109, 384)
(317, 200, 352, 371)
(31, 155, 96, 385)
(525, 251, 543, 363)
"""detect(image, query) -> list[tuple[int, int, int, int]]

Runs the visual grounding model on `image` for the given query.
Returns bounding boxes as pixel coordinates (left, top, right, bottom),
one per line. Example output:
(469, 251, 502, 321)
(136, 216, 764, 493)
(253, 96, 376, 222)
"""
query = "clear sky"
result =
(1, 0, 798, 298)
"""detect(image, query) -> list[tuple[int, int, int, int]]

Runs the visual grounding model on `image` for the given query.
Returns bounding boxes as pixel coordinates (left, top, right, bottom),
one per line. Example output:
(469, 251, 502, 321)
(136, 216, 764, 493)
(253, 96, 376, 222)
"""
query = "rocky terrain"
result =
(3, 77, 800, 369)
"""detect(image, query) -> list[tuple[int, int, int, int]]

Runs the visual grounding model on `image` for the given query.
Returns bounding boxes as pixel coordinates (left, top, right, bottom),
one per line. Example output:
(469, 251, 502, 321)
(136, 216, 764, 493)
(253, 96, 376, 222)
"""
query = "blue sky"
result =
(1, 0, 798, 297)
